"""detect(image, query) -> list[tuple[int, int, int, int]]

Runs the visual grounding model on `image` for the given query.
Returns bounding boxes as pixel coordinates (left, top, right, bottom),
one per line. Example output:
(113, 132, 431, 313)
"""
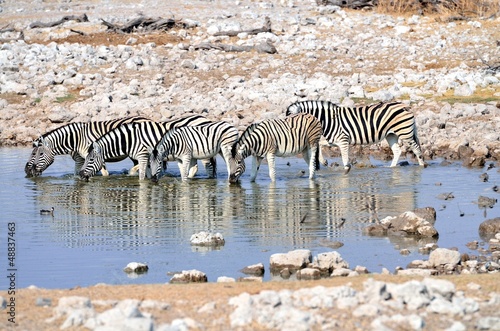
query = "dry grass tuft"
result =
(377, 0, 500, 18)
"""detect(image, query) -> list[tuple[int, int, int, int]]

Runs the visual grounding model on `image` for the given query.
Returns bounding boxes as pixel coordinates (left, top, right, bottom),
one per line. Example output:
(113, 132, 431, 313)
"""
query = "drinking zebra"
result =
(149, 121, 239, 182)
(229, 113, 323, 183)
(79, 115, 213, 181)
(286, 100, 426, 173)
(24, 116, 150, 178)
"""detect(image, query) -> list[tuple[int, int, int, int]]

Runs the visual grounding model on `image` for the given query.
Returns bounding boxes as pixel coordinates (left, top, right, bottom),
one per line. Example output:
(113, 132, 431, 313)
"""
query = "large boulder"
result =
(383, 211, 439, 238)
(428, 248, 461, 268)
(479, 217, 500, 240)
(269, 249, 312, 273)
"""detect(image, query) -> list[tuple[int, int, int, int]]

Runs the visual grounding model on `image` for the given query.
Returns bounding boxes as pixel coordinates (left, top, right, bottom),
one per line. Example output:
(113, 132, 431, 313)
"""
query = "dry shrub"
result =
(376, 0, 500, 17)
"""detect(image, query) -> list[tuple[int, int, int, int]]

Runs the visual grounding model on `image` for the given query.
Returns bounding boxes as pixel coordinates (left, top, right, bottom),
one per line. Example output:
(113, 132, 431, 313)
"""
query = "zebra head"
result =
(79, 142, 104, 181)
(148, 145, 166, 182)
(24, 147, 39, 177)
(26, 137, 56, 177)
(229, 143, 246, 183)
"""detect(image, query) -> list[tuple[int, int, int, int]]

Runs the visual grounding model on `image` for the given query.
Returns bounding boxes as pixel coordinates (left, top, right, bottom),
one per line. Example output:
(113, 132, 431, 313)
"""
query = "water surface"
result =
(0, 147, 498, 289)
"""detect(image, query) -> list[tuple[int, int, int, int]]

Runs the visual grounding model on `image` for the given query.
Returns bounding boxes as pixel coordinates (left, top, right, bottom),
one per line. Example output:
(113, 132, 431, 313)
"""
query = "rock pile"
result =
(39, 277, 500, 330)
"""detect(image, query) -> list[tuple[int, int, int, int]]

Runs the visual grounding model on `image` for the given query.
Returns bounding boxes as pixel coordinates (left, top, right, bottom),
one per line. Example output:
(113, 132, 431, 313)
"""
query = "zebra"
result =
(286, 100, 426, 173)
(149, 120, 239, 182)
(24, 116, 150, 178)
(79, 115, 214, 181)
(229, 113, 323, 183)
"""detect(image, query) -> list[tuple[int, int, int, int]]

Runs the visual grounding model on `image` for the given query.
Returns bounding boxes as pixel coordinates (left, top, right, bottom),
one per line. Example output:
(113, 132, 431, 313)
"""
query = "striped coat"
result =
(229, 113, 322, 182)
(286, 100, 425, 172)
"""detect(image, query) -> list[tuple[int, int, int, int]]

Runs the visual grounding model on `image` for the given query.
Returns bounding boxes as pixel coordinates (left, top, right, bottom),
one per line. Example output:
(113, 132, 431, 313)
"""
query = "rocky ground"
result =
(1, 0, 500, 330)
(1, 0, 500, 163)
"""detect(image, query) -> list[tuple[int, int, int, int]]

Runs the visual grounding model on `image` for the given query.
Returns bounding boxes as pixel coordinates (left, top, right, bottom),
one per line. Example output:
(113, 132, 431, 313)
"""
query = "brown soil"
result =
(2, 273, 500, 330)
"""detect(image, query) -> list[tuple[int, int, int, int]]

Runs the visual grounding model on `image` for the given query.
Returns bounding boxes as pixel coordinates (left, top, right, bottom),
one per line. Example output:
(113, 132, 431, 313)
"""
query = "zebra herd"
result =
(24, 100, 426, 182)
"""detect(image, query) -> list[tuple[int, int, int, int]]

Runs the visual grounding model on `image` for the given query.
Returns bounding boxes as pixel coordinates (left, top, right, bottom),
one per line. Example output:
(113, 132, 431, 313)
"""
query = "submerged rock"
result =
(479, 218, 500, 239)
(123, 262, 149, 274)
(190, 231, 225, 246)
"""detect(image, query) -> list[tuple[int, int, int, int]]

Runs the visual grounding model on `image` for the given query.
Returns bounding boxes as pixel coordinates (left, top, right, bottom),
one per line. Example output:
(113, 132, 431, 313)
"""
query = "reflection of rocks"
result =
(477, 196, 497, 209)
(296, 268, 321, 280)
(170, 270, 208, 284)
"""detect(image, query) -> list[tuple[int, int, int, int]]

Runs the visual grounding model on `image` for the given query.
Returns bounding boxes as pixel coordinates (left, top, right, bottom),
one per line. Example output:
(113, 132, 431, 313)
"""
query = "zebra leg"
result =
(201, 158, 217, 178)
(221, 147, 233, 180)
(336, 140, 351, 174)
(408, 134, 426, 167)
(129, 164, 140, 176)
(318, 137, 329, 166)
(386, 134, 402, 167)
(101, 164, 110, 177)
(250, 156, 263, 182)
(180, 155, 192, 181)
(187, 159, 199, 178)
(266, 153, 277, 182)
(307, 145, 318, 179)
(187, 163, 199, 178)
(138, 159, 148, 180)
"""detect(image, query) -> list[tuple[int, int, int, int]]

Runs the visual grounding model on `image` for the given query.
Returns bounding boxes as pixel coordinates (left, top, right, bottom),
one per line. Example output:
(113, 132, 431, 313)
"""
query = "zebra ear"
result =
(157, 144, 165, 156)
(92, 142, 101, 154)
(39, 136, 47, 147)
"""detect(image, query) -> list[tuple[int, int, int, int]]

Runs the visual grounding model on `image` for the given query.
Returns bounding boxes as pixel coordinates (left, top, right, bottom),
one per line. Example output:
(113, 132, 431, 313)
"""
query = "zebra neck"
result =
(98, 125, 136, 158)
(43, 123, 85, 155)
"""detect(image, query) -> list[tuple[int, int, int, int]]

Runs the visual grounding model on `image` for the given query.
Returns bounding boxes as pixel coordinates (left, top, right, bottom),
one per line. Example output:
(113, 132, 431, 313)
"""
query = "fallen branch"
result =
(101, 16, 181, 33)
(29, 14, 89, 28)
(315, 0, 375, 9)
(193, 41, 277, 54)
(70, 29, 87, 36)
(213, 17, 272, 37)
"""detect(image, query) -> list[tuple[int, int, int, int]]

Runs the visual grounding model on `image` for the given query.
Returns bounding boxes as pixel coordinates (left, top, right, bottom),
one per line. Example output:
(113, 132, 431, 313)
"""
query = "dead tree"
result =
(29, 14, 89, 28)
(101, 16, 182, 33)
(212, 17, 272, 37)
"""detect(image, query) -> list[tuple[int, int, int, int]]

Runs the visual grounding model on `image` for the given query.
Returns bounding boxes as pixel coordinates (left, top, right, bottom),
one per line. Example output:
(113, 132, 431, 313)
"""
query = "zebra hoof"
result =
(343, 166, 351, 174)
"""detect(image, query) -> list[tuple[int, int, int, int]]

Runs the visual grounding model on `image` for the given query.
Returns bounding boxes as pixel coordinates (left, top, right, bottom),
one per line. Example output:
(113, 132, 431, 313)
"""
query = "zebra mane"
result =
(39, 122, 84, 139)
(232, 123, 259, 157)
(241, 122, 259, 137)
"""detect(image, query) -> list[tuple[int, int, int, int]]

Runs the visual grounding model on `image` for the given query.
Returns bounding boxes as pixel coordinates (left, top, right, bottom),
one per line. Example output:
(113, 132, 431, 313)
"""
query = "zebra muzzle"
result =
(79, 170, 90, 181)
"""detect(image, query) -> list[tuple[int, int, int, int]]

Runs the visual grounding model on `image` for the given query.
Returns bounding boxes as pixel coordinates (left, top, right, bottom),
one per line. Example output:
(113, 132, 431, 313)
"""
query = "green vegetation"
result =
(55, 94, 76, 103)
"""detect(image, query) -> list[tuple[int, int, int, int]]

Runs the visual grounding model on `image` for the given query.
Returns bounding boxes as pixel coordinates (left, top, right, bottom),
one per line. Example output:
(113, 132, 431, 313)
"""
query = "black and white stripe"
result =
(25, 116, 150, 177)
(229, 113, 323, 182)
(149, 121, 239, 181)
(79, 115, 213, 181)
(286, 100, 425, 172)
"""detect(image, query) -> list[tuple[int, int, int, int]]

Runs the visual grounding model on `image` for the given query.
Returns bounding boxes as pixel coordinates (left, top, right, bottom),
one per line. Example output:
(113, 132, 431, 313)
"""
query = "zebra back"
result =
(87, 115, 213, 169)
(286, 100, 415, 145)
(236, 113, 323, 159)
